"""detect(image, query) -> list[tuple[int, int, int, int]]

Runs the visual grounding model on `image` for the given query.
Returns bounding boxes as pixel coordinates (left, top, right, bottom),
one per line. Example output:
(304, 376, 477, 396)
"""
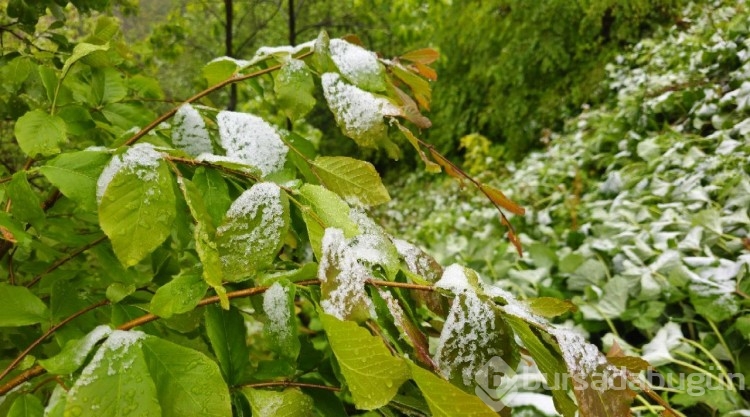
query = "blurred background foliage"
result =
(1, 0, 692, 173)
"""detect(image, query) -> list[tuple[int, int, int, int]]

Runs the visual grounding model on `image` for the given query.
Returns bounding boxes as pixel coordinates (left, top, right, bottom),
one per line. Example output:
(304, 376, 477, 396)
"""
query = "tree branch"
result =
(0, 278, 435, 394)
(0, 299, 110, 382)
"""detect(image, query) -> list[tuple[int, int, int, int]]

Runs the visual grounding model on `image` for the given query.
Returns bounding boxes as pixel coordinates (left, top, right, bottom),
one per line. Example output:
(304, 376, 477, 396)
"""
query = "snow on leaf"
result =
(172, 104, 212, 157)
(216, 111, 288, 176)
(216, 182, 289, 281)
(329, 38, 386, 92)
(321, 72, 399, 149)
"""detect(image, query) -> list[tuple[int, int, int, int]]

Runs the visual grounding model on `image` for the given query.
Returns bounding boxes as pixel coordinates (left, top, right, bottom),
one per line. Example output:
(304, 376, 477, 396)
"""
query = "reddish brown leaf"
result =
(480, 184, 525, 216)
(413, 62, 437, 81)
(400, 48, 440, 64)
(501, 216, 523, 256)
(0, 226, 16, 243)
(391, 64, 431, 110)
(607, 356, 650, 373)
(429, 149, 464, 185)
(392, 86, 432, 129)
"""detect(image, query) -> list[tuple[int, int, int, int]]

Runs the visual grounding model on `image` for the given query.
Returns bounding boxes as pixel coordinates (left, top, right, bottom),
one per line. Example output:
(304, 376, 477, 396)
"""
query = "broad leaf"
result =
(7, 394, 44, 417)
(98, 145, 176, 267)
(329, 38, 387, 92)
(14, 109, 67, 157)
(192, 167, 232, 227)
(408, 362, 497, 417)
(150, 273, 208, 318)
(400, 48, 440, 65)
(6, 171, 45, 229)
(0, 283, 49, 327)
(204, 305, 249, 385)
(243, 388, 314, 417)
(262, 281, 300, 361)
(141, 336, 232, 417)
(215, 182, 290, 281)
(39, 325, 112, 375)
(178, 177, 226, 306)
(311, 156, 390, 206)
(65, 331, 162, 416)
(320, 314, 409, 410)
(40, 150, 110, 212)
(61, 42, 109, 80)
(298, 184, 359, 259)
(503, 315, 577, 417)
(527, 297, 577, 318)
(275, 58, 315, 120)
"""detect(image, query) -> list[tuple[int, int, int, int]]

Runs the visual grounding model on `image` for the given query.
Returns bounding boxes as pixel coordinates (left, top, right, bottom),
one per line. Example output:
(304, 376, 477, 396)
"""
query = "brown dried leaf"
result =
(392, 85, 431, 129)
(480, 184, 525, 216)
(413, 62, 437, 81)
(0, 226, 16, 243)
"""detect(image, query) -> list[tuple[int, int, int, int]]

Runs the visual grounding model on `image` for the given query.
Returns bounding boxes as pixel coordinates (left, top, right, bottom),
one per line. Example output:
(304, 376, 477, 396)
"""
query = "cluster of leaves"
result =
(380, 1, 750, 415)
(0, 7, 659, 417)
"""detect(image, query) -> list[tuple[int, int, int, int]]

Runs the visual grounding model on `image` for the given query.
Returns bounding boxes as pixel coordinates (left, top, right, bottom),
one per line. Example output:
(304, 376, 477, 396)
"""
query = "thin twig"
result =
(0, 278, 435, 394)
(240, 380, 340, 392)
(123, 50, 312, 147)
(25, 235, 107, 288)
(0, 299, 110, 382)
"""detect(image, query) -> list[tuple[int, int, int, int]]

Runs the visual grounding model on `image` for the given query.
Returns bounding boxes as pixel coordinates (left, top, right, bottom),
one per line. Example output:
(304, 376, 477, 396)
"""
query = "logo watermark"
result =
(474, 356, 746, 412)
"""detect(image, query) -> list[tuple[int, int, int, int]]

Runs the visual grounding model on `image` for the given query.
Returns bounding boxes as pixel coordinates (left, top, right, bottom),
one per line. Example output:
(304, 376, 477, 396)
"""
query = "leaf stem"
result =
(25, 234, 107, 288)
(0, 299, 110, 383)
(239, 380, 340, 392)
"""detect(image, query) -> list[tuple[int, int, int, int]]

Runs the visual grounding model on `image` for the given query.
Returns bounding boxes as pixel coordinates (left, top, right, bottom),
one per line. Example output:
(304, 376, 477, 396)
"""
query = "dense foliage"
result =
(0, 4, 664, 417)
(381, 1, 750, 415)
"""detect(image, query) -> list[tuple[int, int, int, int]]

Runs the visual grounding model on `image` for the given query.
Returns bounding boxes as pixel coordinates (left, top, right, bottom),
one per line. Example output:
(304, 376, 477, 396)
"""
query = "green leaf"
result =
(243, 388, 314, 417)
(98, 149, 176, 267)
(14, 109, 67, 157)
(320, 313, 409, 410)
(0, 212, 32, 246)
(150, 273, 207, 318)
(192, 167, 231, 228)
(65, 331, 162, 416)
(503, 315, 577, 417)
(61, 42, 109, 80)
(298, 184, 359, 259)
(262, 281, 300, 361)
(40, 150, 110, 212)
(1, 56, 33, 93)
(275, 58, 315, 120)
(204, 305, 249, 385)
(7, 171, 45, 228)
(203, 59, 239, 85)
(128, 75, 164, 99)
(216, 182, 290, 281)
(527, 297, 577, 318)
(7, 394, 44, 417)
(57, 105, 95, 135)
(408, 362, 497, 417)
(39, 325, 112, 374)
(311, 156, 390, 207)
(91, 67, 127, 105)
(0, 283, 49, 327)
(141, 336, 232, 417)
(178, 177, 226, 305)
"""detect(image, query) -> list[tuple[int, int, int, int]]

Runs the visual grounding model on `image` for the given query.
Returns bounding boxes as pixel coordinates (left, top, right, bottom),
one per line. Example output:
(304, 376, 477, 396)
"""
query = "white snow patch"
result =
(263, 282, 291, 340)
(217, 182, 285, 264)
(329, 39, 383, 88)
(96, 143, 163, 202)
(217, 111, 288, 176)
(321, 72, 399, 145)
(318, 228, 392, 320)
(172, 104, 212, 157)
